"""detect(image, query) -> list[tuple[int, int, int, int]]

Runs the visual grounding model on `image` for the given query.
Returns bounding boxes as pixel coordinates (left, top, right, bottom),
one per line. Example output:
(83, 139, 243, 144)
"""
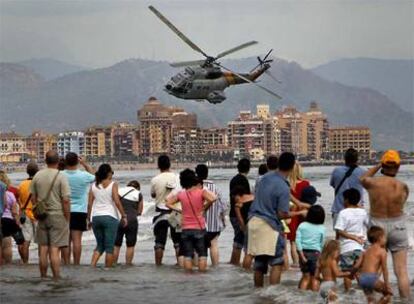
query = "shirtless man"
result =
(360, 150, 411, 299)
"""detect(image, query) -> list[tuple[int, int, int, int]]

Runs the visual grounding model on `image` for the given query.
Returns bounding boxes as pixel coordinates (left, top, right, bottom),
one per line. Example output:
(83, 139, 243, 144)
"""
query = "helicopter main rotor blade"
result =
(149, 6, 209, 58)
(170, 60, 206, 68)
(265, 70, 282, 84)
(216, 63, 282, 100)
(215, 41, 258, 60)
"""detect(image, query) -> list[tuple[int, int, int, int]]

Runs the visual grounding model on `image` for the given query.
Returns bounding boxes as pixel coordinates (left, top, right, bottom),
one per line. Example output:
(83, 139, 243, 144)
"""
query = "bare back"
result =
(363, 176, 408, 218)
(361, 245, 385, 274)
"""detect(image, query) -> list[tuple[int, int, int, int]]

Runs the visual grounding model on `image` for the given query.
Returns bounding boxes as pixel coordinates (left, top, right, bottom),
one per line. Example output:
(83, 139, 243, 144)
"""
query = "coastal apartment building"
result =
(112, 123, 139, 157)
(57, 131, 85, 157)
(25, 131, 57, 162)
(329, 126, 371, 160)
(0, 132, 29, 163)
(276, 102, 329, 161)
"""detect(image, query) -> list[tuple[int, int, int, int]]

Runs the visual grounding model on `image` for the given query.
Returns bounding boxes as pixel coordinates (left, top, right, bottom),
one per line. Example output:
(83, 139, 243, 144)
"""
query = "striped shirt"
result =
(203, 180, 227, 232)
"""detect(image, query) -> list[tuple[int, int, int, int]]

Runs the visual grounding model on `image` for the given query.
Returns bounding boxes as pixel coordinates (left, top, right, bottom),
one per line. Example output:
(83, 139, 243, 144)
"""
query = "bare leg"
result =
(254, 271, 265, 288)
(2, 237, 12, 264)
(0, 239, 2, 265)
(155, 248, 164, 266)
(61, 246, 70, 265)
(290, 241, 299, 265)
(283, 246, 289, 270)
(299, 273, 310, 290)
(269, 265, 283, 285)
(71, 230, 83, 265)
(104, 253, 114, 268)
(392, 250, 410, 299)
(125, 247, 135, 265)
(91, 250, 102, 267)
(230, 247, 242, 266)
(198, 257, 207, 272)
(49, 246, 61, 280)
(113, 246, 121, 264)
(184, 258, 193, 272)
(242, 254, 253, 270)
(39, 245, 49, 278)
(209, 237, 219, 266)
(344, 277, 353, 291)
(18, 241, 30, 264)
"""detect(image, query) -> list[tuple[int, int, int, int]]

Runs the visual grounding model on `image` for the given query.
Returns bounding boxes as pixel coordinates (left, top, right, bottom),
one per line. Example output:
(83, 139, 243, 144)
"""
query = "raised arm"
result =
(360, 163, 381, 189)
(79, 157, 95, 174)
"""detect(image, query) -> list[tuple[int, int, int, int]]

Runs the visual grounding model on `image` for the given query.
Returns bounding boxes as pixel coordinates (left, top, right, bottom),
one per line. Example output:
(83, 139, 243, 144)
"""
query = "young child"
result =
(316, 240, 351, 303)
(334, 188, 369, 291)
(295, 204, 326, 290)
(358, 226, 392, 304)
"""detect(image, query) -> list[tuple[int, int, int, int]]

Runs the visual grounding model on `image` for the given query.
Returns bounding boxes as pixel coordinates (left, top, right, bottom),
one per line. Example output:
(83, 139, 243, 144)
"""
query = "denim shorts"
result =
(340, 249, 362, 271)
(254, 234, 286, 274)
(299, 249, 320, 275)
(230, 217, 245, 249)
(181, 229, 207, 259)
(92, 215, 119, 254)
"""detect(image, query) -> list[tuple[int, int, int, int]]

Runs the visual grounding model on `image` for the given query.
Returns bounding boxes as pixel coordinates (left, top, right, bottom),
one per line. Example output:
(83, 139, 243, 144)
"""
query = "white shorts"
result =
(21, 220, 37, 242)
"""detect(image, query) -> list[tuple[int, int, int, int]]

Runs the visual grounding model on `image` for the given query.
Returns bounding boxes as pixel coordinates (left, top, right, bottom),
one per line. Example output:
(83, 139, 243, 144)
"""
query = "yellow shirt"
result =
(19, 179, 35, 221)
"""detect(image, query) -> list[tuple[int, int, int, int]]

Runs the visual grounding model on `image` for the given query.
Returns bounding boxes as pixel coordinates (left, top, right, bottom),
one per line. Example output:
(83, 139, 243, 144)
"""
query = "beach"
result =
(1, 165, 413, 304)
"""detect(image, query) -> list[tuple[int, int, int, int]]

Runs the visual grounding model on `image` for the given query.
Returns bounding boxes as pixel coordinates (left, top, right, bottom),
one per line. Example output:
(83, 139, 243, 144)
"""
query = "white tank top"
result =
(91, 182, 120, 220)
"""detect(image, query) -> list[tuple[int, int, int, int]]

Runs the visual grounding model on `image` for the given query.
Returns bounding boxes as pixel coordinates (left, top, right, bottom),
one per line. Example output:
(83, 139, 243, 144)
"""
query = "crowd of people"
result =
(0, 148, 411, 303)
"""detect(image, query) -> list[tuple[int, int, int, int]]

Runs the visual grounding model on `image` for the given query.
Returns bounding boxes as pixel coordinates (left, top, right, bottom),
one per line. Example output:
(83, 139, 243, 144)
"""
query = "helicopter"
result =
(149, 6, 282, 104)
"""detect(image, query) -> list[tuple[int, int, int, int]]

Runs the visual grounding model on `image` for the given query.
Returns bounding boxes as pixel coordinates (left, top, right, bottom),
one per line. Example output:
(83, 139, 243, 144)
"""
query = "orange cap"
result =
(381, 150, 401, 166)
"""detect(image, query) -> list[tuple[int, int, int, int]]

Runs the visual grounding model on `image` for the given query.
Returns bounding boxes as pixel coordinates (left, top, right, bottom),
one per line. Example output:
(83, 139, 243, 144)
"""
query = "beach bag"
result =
(33, 172, 59, 221)
(168, 210, 182, 229)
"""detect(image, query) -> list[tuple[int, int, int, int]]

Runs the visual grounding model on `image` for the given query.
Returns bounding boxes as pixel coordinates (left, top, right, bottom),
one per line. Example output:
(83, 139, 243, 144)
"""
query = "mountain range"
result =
(0, 57, 413, 151)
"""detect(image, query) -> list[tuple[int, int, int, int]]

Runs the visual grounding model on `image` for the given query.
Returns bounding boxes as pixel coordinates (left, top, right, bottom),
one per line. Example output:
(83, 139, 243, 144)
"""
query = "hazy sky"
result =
(0, 0, 413, 68)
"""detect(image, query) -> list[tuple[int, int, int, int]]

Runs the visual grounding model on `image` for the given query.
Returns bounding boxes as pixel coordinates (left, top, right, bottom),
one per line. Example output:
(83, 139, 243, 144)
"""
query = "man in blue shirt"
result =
(248, 153, 298, 287)
(62, 152, 95, 265)
(330, 148, 366, 228)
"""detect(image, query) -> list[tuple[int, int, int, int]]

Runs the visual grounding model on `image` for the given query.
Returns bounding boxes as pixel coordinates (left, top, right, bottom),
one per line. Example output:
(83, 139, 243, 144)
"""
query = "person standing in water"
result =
(229, 158, 251, 266)
(195, 164, 226, 267)
(62, 152, 95, 265)
(166, 169, 216, 272)
(151, 155, 181, 266)
(88, 164, 127, 268)
(113, 180, 143, 265)
(360, 150, 411, 300)
(30, 150, 71, 279)
(17, 162, 39, 264)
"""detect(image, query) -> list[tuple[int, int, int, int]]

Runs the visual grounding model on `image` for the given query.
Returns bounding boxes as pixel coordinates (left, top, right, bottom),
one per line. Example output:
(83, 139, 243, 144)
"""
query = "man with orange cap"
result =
(360, 150, 411, 299)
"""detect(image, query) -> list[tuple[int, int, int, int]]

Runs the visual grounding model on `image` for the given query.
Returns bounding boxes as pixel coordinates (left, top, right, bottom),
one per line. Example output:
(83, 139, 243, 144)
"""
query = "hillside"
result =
(0, 58, 413, 151)
(312, 58, 414, 113)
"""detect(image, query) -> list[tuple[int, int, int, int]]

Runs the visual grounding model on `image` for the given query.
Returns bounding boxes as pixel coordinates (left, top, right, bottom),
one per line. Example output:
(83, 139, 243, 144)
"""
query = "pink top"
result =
(2, 191, 17, 220)
(177, 188, 206, 230)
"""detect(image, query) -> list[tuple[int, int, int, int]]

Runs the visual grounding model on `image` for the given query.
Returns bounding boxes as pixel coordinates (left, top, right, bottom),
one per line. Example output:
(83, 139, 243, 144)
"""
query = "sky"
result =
(0, 0, 413, 68)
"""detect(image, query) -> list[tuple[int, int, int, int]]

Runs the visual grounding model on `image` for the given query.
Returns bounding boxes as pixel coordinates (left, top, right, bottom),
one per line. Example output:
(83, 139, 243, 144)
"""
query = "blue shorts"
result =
(92, 215, 119, 254)
(254, 235, 286, 274)
(340, 250, 362, 271)
(181, 229, 207, 259)
(299, 250, 320, 275)
(230, 217, 244, 249)
(359, 272, 379, 293)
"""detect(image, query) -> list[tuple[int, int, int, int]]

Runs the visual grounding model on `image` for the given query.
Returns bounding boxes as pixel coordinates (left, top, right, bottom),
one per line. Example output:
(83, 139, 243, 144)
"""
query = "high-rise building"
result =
(329, 126, 371, 160)
(112, 122, 139, 157)
(0, 132, 26, 154)
(84, 126, 114, 158)
(275, 102, 329, 160)
(137, 97, 184, 157)
(57, 131, 85, 157)
(170, 111, 202, 159)
(227, 110, 265, 159)
(25, 131, 57, 162)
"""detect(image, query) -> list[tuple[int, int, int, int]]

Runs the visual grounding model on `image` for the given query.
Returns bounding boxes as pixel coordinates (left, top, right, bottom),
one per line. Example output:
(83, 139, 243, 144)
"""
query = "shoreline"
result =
(2, 159, 414, 173)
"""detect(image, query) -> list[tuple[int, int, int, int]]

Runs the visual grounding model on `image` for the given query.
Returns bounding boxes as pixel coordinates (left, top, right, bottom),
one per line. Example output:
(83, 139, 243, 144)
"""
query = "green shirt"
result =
(30, 168, 71, 216)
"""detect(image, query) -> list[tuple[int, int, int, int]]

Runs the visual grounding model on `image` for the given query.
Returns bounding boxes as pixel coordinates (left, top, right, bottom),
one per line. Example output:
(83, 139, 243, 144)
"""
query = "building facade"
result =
(329, 126, 371, 160)
(57, 131, 85, 157)
(25, 131, 57, 162)
(112, 123, 139, 158)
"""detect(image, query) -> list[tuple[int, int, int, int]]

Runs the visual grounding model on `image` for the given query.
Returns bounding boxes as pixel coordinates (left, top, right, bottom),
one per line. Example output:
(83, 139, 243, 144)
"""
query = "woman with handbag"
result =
(88, 164, 128, 268)
(166, 169, 216, 272)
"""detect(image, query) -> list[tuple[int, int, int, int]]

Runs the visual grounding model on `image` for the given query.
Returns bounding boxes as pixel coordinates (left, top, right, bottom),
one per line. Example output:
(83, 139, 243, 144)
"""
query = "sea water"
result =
(1, 165, 413, 304)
